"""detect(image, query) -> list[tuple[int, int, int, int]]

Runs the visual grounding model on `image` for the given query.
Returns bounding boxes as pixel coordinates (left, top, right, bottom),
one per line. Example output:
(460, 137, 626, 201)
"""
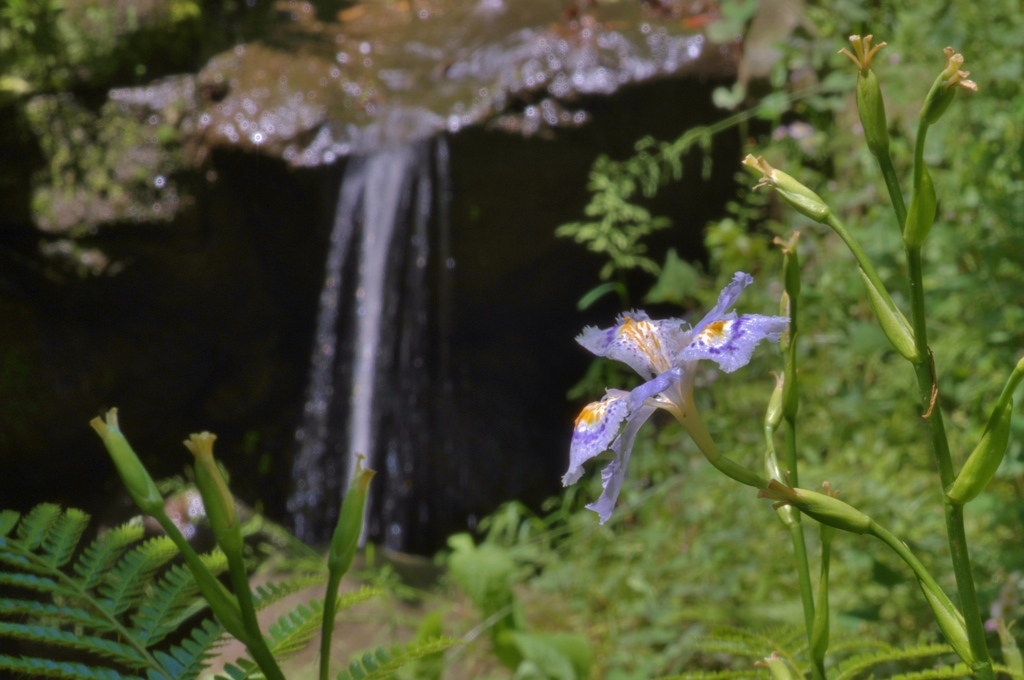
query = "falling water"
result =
(288, 138, 448, 548)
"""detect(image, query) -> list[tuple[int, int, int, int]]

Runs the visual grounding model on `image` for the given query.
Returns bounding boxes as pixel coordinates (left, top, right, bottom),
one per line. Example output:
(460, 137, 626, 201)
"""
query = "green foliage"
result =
(525, 4, 1024, 675)
(444, 530, 591, 679)
(335, 636, 461, 680)
(215, 586, 384, 680)
(554, 126, 716, 281)
(0, 504, 224, 680)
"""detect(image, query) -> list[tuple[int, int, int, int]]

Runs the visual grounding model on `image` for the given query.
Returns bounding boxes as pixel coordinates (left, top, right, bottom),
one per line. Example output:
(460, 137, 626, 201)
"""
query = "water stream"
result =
(288, 138, 449, 548)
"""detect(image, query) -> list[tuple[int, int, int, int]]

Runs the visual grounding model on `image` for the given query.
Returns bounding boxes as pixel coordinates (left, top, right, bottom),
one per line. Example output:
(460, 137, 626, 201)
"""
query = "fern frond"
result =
(0, 621, 150, 669)
(271, 587, 382, 660)
(215, 586, 384, 680)
(17, 504, 64, 551)
(825, 637, 893, 658)
(0, 505, 226, 680)
(74, 523, 146, 591)
(42, 509, 90, 567)
(98, 537, 179, 616)
(219, 657, 260, 680)
(0, 510, 21, 536)
(133, 558, 224, 647)
(833, 643, 954, 680)
(994, 663, 1024, 679)
(0, 654, 140, 680)
(0, 570, 63, 593)
(688, 625, 803, 675)
(252, 575, 326, 611)
(0, 598, 114, 632)
(657, 669, 767, 680)
(336, 637, 461, 680)
(152, 618, 224, 680)
(889, 664, 971, 680)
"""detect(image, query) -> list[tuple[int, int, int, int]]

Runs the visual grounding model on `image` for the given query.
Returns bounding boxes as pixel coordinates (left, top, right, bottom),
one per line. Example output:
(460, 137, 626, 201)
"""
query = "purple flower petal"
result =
(627, 366, 685, 413)
(563, 390, 631, 486)
(586, 404, 658, 524)
(681, 314, 789, 373)
(577, 311, 689, 379)
(691, 271, 754, 336)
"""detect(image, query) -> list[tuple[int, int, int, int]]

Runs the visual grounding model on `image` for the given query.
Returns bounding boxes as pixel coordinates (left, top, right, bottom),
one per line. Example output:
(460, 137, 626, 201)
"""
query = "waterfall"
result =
(288, 139, 448, 548)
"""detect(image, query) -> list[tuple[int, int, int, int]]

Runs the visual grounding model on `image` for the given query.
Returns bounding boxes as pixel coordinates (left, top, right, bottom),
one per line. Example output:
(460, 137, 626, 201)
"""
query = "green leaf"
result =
(645, 249, 701, 306)
(42, 508, 90, 567)
(834, 644, 954, 680)
(0, 654, 139, 680)
(98, 536, 178, 615)
(336, 637, 460, 680)
(16, 504, 63, 550)
(73, 522, 145, 591)
(0, 621, 150, 669)
(0, 598, 114, 632)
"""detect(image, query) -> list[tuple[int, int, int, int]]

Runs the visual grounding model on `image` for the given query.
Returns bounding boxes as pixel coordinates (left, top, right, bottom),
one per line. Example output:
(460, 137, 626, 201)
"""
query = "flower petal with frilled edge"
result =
(563, 390, 631, 486)
(691, 271, 754, 336)
(681, 314, 790, 373)
(586, 405, 658, 524)
(576, 311, 690, 379)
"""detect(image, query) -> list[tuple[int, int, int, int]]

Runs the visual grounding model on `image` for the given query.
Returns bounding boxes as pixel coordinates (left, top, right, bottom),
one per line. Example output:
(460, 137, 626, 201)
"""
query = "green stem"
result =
(788, 519, 822, 680)
(784, 287, 822, 679)
(320, 569, 344, 680)
(905, 243, 993, 678)
(876, 151, 908, 232)
(868, 521, 950, 614)
(226, 554, 286, 680)
(810, 526, 834, 680)
(824, 214, 900, 315)
(680, 407, 768, 488)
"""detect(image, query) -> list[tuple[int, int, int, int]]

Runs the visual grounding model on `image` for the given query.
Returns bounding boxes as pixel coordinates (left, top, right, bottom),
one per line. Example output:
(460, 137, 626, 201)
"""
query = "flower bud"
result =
(903, 165, 937, 248)
(90, 409, 164, 516)
(760, 480, 872, 535)
(757, 653, 797, 680)
(946, 400, 1013, 506)
(919, 579, 974, 666)
(921, 47, 978, 126)
(743, 155, 831, 223)
(839, 36, 890, 157)
(184, 433, 242, 556)
(329, 454, 376, 577)
(858, 269, 918, 361)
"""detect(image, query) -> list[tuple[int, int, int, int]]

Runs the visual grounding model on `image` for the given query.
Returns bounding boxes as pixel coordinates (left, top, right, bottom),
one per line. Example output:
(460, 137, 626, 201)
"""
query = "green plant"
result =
(0, 411, 459, 680)
(548, 10, 1024, 680)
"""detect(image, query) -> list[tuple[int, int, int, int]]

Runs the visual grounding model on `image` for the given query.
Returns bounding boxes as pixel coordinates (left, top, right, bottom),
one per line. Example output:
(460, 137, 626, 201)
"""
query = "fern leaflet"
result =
(218, 586, 385, 680)
(833, 643, 955, 680)
(656, 670, 768, 680)
(336, 637, 461, 680)
(889, 664, 972, 680)
(0, 504, 225, 680)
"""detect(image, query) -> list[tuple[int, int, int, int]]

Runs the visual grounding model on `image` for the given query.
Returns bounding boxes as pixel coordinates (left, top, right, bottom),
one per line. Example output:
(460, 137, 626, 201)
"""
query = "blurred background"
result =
(3, 0, 1024, 674)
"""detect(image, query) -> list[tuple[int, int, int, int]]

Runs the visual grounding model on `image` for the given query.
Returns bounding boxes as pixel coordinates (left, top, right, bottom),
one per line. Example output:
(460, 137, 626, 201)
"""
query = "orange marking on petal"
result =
(702, 320, 730, 340)
(617, 317, 665, 366)
(575, 402, 606, 428)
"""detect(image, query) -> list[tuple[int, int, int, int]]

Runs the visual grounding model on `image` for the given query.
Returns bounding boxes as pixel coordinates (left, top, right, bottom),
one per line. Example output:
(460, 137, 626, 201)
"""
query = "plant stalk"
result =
(226, 554, 287, 680)
(783, 288, 823, 679)
(876, 151, 908, 232)
(905, 244, 993, 679)
(320, 568, 344, 680)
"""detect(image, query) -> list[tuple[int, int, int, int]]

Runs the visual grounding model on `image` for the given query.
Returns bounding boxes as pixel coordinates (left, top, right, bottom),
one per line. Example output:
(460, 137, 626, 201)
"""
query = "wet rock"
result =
(140, 0, 735, 164)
